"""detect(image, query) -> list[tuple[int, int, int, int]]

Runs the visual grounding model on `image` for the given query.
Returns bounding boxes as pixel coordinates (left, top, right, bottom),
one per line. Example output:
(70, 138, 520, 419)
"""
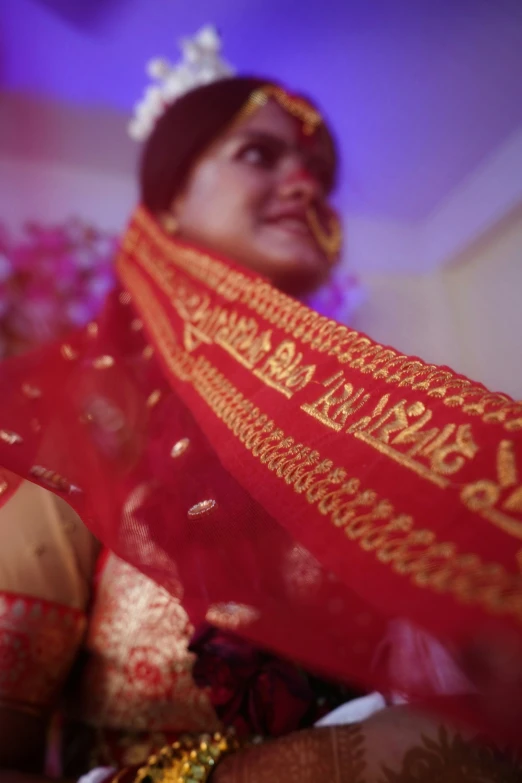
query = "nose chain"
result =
(306, 207, 342, 262)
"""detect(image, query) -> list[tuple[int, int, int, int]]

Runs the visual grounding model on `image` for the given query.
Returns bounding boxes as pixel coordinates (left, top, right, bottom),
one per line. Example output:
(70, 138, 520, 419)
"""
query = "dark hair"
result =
(139, 76, 338, 213)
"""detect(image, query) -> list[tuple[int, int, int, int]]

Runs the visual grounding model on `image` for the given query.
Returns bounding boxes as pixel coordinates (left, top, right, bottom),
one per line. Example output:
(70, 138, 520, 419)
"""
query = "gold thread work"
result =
(122, 209, 522, 433)
(307, 206, 342, 260)
(119, 262, 522, 625)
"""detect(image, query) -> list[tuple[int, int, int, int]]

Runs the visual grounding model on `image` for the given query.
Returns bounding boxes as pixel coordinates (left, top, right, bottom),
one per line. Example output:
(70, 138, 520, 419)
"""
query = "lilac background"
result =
(1, 0, 522, 218)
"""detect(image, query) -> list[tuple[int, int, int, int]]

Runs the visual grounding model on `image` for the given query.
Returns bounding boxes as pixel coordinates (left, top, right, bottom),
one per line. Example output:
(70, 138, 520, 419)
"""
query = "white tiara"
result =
(128, 25, 235, 142)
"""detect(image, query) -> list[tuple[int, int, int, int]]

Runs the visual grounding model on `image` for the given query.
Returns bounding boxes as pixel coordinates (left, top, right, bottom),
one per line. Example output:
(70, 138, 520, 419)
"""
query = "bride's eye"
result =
(237, 141, 279, 169)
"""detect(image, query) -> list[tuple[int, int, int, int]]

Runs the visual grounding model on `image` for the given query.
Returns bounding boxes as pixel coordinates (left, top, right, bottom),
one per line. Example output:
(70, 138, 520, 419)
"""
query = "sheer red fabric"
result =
(1, 207, 522, 743)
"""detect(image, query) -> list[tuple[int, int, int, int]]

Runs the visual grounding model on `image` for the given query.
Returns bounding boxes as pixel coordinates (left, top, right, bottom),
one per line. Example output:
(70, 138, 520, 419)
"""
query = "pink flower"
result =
(306, 269, 365, 324)
(0, 219, 117, 356)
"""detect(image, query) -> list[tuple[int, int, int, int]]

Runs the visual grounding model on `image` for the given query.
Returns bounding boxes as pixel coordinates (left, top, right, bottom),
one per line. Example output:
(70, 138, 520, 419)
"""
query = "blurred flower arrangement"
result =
(307, 267, 365, 325)
(0, 219, 117, 358)
(0, 218, 364, 359)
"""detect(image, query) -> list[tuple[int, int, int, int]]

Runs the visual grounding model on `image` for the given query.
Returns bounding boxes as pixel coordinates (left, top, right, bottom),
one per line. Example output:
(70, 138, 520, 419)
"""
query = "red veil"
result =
(1, 207, 521, 743)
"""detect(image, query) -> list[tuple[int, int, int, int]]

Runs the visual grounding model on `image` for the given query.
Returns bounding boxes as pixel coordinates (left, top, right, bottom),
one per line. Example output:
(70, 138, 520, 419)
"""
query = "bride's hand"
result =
(212, 709, 521, 782)
(212, 730, 340, 783)
(461, 631, 522, 732)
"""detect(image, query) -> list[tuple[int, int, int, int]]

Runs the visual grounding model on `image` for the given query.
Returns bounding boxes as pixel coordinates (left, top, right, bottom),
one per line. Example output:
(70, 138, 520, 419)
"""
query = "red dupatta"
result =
(1, 206, 521, 742)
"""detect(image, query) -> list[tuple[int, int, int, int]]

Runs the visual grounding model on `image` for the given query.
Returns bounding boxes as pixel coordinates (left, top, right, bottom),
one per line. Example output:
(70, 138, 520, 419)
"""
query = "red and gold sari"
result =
(0, 207, 521, 749)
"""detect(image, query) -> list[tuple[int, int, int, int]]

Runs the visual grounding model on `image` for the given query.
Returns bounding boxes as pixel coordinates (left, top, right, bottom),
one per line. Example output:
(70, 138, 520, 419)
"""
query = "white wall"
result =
(0, 155, 135, 235)
(441, 206, 522, 398)
(355, 206, 522, 399)
(353, 272, 455, 369)
(0, 92, 137, 235)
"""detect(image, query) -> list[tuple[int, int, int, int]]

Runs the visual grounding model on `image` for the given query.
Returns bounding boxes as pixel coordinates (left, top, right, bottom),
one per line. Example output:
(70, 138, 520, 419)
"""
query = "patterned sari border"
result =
(125, 208, 522, 433)
(118, 258, 522, 626)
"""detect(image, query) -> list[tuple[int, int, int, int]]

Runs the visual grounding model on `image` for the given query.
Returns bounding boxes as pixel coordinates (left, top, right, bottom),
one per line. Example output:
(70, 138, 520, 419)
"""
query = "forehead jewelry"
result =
(235, 85, 322, 137)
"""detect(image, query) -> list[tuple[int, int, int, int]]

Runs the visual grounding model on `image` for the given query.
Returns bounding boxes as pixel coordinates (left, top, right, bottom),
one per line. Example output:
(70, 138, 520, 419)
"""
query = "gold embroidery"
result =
(123, 209, 522, 432)
(171, 438, 190, 458)
(301, 374, 478, 487)
(353, 404, 478, 488)
(119, 263, 522, 624)
(285, 545, 324, 599)
(205, 603, 260, 630)
(119, 291, 132, 306)
(461, 439, 522, 539)
(187, 499, 217, 519)
(139, 252, 313, 398)
(497, 438, 519, 488)
(79, 554, 219, 734)
(254, 340, 316, 398)
(176, 297, 217, 352)
(142, 264, 272, 376)
(93, 355, 115, 369)
(21, 383, 42, 399)
(0, 430, 23, 445)
(301, 372, 370, 432)
(147, 390, 162, 408)
(61, 343, 78, 360)
(0, 592, 85, 712)
(29, 465, 81, 494)
(215, 314, 272, 370)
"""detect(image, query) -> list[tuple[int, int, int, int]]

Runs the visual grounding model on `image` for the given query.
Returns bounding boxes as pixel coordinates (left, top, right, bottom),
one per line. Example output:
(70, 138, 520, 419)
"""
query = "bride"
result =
(0, 26, 520, 782)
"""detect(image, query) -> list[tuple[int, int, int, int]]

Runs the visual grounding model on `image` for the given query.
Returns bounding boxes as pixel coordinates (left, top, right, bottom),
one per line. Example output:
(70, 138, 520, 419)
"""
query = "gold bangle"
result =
(134, 730, 241, 783)
(111, 770, 132, 783)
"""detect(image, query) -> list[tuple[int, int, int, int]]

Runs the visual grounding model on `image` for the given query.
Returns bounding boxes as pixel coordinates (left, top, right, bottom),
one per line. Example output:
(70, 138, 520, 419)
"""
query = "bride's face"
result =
(169, 99, 340, 296)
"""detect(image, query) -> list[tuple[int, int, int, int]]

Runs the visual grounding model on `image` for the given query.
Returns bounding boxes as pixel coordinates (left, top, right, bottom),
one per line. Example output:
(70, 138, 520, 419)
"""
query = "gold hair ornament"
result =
(237, 85, 323, 136)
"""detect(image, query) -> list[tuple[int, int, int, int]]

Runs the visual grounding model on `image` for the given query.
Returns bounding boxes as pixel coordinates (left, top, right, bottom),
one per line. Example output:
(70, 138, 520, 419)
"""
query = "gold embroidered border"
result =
(119, 260, 522, 625)
(300, 373, 481, 490)
(124, 241, 317, 402)
(0, 592, 86, 709)
(123, 245, 480, 490)
(119, 228, 522, 542)
(124, 209, 522, 433)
